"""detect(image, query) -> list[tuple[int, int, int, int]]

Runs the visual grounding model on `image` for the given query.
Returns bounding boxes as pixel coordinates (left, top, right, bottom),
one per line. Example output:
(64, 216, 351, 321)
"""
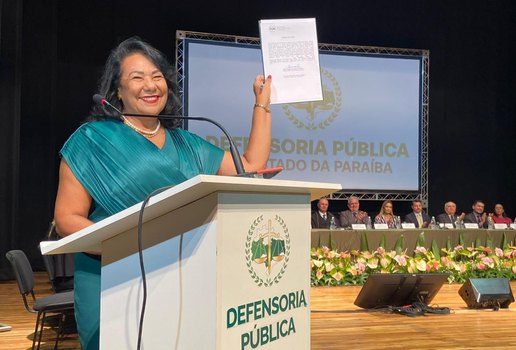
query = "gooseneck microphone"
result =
(92, 94, 246, 175)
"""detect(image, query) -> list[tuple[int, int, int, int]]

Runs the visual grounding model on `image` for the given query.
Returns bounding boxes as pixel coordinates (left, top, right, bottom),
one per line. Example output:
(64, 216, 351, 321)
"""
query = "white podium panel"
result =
(217, 193, 310, 349)
(100, 192, 310, 349)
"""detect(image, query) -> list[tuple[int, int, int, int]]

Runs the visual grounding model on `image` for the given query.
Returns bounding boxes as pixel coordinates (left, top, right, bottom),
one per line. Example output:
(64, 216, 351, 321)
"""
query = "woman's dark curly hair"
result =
(88, 36, 181, 129)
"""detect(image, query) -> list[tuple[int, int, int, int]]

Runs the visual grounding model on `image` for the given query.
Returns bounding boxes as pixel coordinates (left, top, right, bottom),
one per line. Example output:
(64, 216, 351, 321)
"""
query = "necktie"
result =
(449, 215, 453, 223)
(476, 215, 481, 224)
(417, 213, 423, 227)
(352, 212, 357, 221)
(323, 214, 327, 220)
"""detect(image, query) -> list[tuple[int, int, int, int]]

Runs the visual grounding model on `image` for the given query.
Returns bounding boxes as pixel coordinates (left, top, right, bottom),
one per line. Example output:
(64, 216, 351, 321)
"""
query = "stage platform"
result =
(1, 273, 516, 349)
(311, 281, 516, 349)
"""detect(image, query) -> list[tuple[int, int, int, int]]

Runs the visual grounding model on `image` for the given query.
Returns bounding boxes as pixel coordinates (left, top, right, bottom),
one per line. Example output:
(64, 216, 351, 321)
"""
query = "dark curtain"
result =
(17, 0, 59, 270)
(0, 0, 59, 279)
(0, 0, 22, 280)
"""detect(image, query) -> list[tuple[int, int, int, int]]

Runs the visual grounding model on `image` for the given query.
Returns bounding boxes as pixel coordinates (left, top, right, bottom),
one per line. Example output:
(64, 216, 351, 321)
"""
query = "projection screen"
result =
(177, 31, 429, 200)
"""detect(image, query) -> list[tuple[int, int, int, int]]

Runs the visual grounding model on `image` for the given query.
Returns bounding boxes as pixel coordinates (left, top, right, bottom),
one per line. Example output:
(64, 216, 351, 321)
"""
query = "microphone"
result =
(93, 94, 246, 175)
(93, 94, 122, 114)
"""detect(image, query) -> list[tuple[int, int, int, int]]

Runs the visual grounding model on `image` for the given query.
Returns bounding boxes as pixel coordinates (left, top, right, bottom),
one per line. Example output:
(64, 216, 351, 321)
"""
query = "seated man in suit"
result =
(404, 199, 431, 228)
(311, 198, 337, 229)
(339, 196, 368, 228)
(436, 201, 465, 227)
(463, 200, 488, 228)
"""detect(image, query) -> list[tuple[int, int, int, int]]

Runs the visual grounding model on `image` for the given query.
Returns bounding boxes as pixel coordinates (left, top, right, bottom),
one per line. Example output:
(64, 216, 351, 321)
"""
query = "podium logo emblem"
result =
(282, 68, 342, 130)
(245, 215, 291, 287)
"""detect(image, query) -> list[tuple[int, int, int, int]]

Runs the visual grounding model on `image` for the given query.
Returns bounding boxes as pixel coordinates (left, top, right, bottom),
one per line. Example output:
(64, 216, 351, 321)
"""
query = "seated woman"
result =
(491, 203, 512, 225)
(374, 200, 401, 229)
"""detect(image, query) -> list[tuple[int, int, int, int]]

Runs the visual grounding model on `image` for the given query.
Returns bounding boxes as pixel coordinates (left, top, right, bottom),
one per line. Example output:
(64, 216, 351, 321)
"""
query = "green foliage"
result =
(329, 232, 336, 251)
(446, 236, 452, 251)
(431, 239, 440, 258)
(486, 233, 493, 250)
(416, 231, 425, 248)
(360, 232, 369, 252)
(379, 234, 386, 249)
(394, 234, 404, 254)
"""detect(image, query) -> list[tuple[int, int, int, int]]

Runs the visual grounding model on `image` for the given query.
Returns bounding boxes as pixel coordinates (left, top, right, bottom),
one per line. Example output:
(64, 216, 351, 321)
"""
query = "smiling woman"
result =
(116, 53, 168, 145)
(118, 53, 168, 115)
(115, 53, 169, 147)
(53, 36, 272, 350)
(374, 200, 401, 229)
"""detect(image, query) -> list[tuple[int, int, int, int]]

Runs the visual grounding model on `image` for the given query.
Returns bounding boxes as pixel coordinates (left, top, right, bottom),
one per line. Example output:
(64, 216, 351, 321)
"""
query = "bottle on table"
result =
(430, 216, 438, 229)
(396, 216, 402, 229)
(330, 216, 337, 230)
(487, 214, 494, 230)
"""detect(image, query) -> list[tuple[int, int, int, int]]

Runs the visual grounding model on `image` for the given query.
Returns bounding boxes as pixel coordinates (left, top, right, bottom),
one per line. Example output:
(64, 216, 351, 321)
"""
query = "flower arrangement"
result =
(311, 235, 516, 286)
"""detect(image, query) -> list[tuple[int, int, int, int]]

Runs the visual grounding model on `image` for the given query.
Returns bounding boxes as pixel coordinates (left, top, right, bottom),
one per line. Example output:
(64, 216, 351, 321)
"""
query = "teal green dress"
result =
(60, 119, 224, 350)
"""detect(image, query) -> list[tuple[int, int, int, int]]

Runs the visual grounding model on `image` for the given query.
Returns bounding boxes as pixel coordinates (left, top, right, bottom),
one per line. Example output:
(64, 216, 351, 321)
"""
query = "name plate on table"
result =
(352, 224, 367, 230)
(511, 223, 516, 230)
(401, 223, 416, 229)
(494, 223, 508, 230)
(444, 223, 454, 229)
(464, 223, 479, 229)
(374, 223, 389, 230)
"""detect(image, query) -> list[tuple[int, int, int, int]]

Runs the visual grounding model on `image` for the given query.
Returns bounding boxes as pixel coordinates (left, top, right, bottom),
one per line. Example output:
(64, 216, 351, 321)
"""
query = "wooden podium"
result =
(41, 175, 341, 349)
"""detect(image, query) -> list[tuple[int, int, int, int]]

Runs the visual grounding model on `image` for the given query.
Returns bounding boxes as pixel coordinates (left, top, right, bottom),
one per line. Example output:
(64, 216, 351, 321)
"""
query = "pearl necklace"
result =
(121, 116, 161, 138)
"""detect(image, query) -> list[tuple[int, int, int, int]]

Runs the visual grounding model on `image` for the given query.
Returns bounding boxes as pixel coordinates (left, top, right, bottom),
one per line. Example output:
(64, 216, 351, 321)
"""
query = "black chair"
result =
(41, 221, 75, 293)
(5, 250, 75, 350)
(40, 251, 74, 293)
